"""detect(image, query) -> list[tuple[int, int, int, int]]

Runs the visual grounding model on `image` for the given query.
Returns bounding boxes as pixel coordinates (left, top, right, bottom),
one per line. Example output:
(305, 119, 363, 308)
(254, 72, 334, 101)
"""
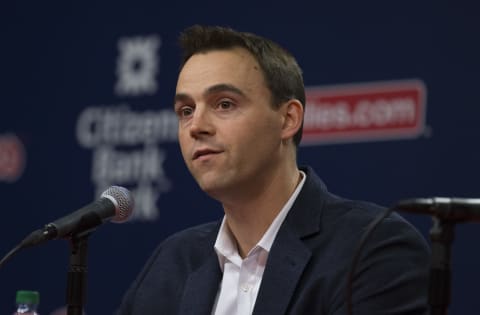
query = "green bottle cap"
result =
(16, 290, 40, 305)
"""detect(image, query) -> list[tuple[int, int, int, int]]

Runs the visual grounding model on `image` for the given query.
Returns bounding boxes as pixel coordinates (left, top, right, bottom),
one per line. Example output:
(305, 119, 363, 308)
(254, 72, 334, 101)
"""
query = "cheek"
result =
(230, 120, 276, 154)
(251, 115, 282, 142)
(178, 133, 191, 160)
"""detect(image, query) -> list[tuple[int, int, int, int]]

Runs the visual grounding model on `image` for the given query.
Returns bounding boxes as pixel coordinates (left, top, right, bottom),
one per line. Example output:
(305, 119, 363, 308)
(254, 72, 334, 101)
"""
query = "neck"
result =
(222, 162, 301, 258)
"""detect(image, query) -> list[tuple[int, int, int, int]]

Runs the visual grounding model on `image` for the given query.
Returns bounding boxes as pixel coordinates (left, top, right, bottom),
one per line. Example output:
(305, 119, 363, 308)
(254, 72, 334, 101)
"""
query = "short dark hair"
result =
(178, 25, 305, 147)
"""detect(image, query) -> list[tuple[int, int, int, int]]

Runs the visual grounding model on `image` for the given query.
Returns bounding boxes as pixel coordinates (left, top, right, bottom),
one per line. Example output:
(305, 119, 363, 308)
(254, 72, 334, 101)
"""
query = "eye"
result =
(217, 100, 234, 110)
(176, 105, 194, 118)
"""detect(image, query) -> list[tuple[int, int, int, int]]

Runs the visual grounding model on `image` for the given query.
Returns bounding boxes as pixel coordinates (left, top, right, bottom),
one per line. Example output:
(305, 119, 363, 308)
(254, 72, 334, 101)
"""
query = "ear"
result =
(280, 99, 303, 142)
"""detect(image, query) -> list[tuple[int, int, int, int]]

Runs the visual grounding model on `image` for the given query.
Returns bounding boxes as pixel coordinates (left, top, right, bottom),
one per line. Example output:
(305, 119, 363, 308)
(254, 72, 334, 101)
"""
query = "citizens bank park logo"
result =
(301, 79, 427, 145)
(76, 34, 177, 222)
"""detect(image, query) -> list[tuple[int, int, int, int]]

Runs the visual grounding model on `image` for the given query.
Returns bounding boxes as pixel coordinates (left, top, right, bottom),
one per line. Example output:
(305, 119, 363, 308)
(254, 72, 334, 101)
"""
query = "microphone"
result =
(393, 197, 480, 222)
(20, 186, 134, 248)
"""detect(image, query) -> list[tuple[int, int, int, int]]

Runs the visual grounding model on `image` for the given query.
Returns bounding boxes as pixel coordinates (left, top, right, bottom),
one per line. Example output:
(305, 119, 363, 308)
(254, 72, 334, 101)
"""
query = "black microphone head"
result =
(101, 186, 134, 223)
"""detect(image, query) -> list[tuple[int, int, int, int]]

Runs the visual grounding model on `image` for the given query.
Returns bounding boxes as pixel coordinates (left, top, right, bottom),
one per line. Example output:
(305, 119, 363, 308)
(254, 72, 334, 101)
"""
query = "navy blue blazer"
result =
(117, 166, 430, 315)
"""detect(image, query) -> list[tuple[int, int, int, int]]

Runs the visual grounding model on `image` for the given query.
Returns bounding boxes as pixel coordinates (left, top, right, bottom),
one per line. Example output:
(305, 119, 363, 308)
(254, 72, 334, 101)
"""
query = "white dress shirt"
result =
(212, 171, 306, 315)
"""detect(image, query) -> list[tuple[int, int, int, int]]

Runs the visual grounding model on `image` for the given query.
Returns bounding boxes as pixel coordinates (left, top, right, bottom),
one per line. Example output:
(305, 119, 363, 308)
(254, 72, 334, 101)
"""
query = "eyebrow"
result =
(204, 83, 245, 98)
(174, 83, 246, 107)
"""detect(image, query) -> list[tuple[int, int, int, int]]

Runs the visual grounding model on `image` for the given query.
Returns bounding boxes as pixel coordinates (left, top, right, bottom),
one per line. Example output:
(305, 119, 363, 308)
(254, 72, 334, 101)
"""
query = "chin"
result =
(197, 178, 231, 201)
(198, 179, 221, 194)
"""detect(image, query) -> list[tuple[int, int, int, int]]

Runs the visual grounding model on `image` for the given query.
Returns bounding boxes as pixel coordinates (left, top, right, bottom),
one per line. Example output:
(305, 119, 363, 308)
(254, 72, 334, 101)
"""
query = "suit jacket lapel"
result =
(252, 166, 326, 315)
(179, 223, 222, 315)
(252, 227, 312, 315)
(179, 253, 222, 315)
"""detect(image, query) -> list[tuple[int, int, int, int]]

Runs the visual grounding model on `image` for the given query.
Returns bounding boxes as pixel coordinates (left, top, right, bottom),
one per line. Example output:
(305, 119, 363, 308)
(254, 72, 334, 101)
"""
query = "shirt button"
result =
(241, 283, 250, 292)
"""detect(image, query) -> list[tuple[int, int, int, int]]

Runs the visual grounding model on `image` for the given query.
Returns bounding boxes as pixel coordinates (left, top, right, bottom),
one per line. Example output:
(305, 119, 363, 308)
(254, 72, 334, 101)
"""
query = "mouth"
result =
(192, 148, 223, 160)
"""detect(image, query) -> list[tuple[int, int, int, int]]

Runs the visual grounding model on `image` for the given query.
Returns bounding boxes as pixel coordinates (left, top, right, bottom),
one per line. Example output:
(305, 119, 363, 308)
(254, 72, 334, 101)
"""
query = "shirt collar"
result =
(214, 170, 307, 270)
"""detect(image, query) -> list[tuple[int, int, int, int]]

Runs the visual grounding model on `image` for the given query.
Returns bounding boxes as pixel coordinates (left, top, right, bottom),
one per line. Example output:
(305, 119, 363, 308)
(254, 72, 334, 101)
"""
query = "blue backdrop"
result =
(1, 1, 479, 314)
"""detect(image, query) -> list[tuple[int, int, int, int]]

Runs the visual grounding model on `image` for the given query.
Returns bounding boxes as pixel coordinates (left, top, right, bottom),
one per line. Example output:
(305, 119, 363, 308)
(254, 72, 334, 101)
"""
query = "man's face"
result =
(174, 48, 286, 202)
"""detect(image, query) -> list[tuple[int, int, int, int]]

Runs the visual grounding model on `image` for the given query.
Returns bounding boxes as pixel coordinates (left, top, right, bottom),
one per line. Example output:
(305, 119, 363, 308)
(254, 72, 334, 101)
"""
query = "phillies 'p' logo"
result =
(0, 133, 26, 182)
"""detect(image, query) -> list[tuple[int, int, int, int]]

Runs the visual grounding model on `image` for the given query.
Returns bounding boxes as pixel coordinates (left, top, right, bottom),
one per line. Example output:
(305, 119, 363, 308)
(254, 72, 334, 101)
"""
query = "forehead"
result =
(176, 48, 266, 95)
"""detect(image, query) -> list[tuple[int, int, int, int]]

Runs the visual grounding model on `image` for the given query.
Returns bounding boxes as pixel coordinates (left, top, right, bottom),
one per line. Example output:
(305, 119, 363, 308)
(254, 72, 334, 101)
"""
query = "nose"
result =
(189, 106, 215, 139)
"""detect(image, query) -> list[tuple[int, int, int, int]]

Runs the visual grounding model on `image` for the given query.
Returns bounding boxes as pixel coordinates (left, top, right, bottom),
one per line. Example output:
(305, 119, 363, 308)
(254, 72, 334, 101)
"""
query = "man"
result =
(117, 25, 430, 315)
